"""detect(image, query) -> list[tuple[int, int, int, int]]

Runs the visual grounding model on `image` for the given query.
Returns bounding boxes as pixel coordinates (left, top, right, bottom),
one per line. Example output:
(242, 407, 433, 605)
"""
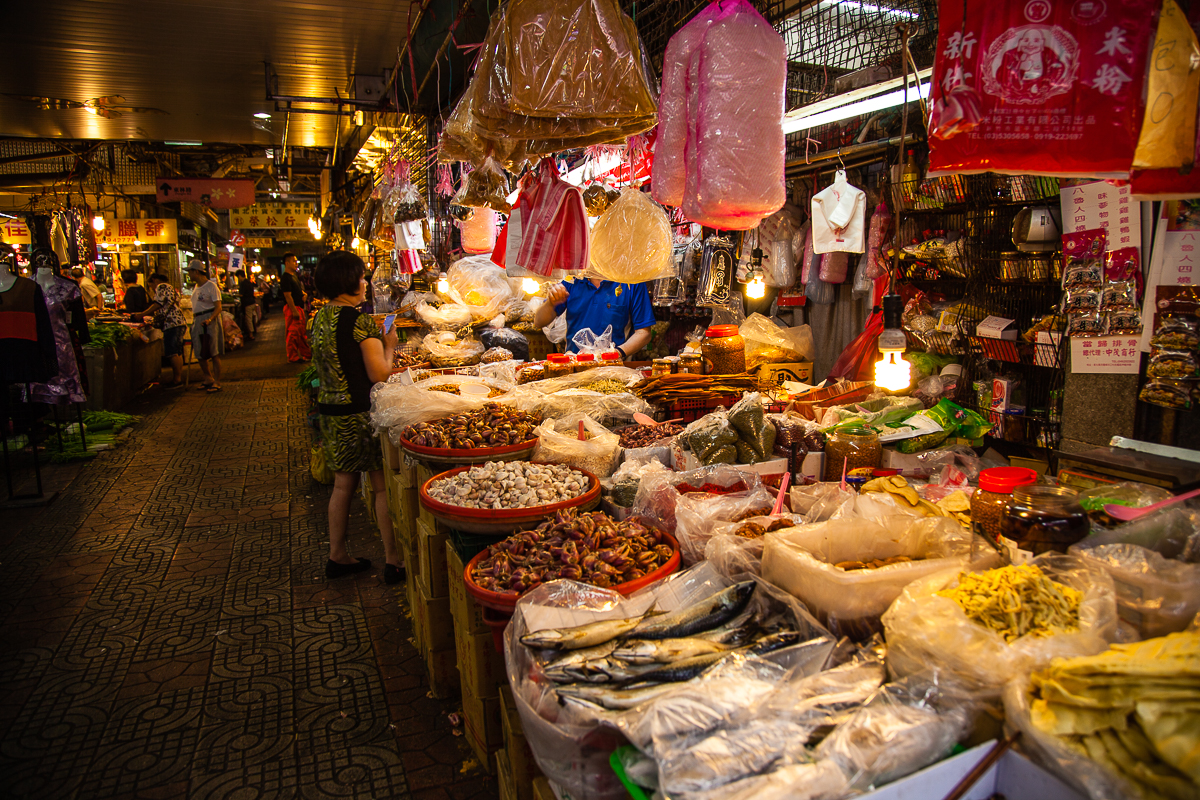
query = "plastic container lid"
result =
(459, 383, 491, 397)
(705, 324, 740, 338)
(978, 466, 1038, 494)
(546, 353, 570, 363)
(600, 352, 622, 361)
(575, 353, 596, 363)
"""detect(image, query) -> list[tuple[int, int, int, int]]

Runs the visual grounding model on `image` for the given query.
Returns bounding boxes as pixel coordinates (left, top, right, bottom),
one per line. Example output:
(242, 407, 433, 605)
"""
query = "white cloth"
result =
(78, 276, 103, 309)
(811, 170, 866, 254)
(190, 280, 222, 315)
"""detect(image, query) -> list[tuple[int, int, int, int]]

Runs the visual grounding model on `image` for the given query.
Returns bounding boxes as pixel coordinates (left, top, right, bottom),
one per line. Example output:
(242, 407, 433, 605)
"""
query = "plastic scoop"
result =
(632, 412, 683, 427)
(771, 472, 791, 516)
(1104, 487, 1200, 522)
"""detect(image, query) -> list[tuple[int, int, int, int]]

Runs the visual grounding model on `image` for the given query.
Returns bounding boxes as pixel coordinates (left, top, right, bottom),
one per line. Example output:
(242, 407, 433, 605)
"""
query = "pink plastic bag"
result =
(460, 209, 497, 255)
(683, 0, 786, 229)
(651, 4, 719, 208)
(800, 226, 816, 284)
(865, 204, 892, 280)
(818, 252, 849, 284)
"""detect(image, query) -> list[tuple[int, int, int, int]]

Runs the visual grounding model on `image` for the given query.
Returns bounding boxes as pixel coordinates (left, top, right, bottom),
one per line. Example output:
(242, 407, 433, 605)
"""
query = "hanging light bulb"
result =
(874, 294, 911, 392)
(350, 236, 360, 250)
(226, 243, 235, 252)
(522, 277, 540, 295)
(92, 215, 105, 232)
(314, 230, 323, 240)
(436, 272, 450, 294)
(744, 248, 766, 300)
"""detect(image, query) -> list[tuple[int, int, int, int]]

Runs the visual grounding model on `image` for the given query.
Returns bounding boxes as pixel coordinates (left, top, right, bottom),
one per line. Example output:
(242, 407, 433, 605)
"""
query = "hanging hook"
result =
(837, 147, 845, 170)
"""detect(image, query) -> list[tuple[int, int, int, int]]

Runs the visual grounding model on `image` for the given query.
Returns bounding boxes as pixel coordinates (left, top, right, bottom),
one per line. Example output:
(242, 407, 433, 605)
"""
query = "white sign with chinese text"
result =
(1060, 181, 1141, 251)
(1071, 336, 1142, 374)
(228, 202, 313, 230)
(98, 219, 178, 245)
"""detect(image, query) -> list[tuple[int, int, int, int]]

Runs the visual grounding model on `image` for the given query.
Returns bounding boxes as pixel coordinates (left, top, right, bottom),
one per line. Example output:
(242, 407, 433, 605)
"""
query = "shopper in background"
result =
(237, 269, 257, 342)
(72, 267, 104, 315)
(136, 272, 187, 388)
(280, 252, 311, 362)
(186, 259, 224, 393)
(533, 277, 654, 357)
(121, 269, 149, 314)
(310, 249, 404, 584)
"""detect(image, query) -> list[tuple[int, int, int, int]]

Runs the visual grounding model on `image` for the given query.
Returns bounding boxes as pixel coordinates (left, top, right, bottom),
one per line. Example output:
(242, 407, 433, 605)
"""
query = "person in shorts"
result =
(186, 259, 224, 393)
(135, 272, 188, 388)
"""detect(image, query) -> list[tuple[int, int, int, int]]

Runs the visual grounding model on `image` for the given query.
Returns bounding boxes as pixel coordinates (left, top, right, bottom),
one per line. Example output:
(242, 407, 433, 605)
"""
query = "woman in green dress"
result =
(311, 250, 405, 583)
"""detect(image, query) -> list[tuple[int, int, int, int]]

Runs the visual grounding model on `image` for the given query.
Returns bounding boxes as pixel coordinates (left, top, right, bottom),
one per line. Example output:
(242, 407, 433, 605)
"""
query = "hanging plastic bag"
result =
(586, 188, 674, 284)
(532, 414, 621, 478)
(799, 226, 816, 284)
(544, 311, 568, 344)
(459, 208, 497, 254)
(740, 313, 815, 367)
(415, 301, 473, 331)
(805, 274, 835, 305)
(683, 0, 787, 229)
(310, 442, 334, 484)
(420, 332, 485, 367)
(864, 203, 892, 280)
(818, 251, 849, 284)
(1133, 0, 1200, 169)
(446, 255, 515, 322)
(696, 234, 738, 307)
(827, 309, 884, 381)
(459, 156, 512, 212)
(852, 253, 872, 298)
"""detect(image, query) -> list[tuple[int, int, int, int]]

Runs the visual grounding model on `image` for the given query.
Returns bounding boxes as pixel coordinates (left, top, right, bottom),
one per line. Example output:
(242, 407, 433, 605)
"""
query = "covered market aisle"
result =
(0, 317, 497, 800)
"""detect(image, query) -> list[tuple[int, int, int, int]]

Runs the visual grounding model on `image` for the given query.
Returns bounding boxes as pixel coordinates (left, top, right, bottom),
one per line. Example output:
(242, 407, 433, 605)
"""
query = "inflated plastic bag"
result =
(446, 255, 515, 322)
(370, 374, 512, 441)
(683, 0, 786, 230)
(762, 516, 985, 639)
(587, 188, 674, 284)
(532, 414, 621, 478)
(420, 332, 485, 367)
(632, 464, 764, 533)
(740, 313, 814, 368)
(675, 486, 776, 563)
(882, 555, 1119, 699)
(460, 208, 497, 255)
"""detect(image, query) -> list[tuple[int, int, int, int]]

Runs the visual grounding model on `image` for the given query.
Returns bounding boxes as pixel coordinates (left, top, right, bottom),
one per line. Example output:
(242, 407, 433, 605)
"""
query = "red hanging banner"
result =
(928, 0, 1160, 178)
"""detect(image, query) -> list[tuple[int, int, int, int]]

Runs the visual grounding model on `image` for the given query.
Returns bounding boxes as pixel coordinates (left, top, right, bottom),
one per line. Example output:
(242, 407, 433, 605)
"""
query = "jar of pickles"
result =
(679, 353, 704, 374)
(651, 358, 672, 377)
(1000, 485, 1090, 557)
(701, 325, 746, 374)
(970, 466, 1038, 543)
(822, 427, 881, 482)
(573, 353, 597, 373)
(545, 353, 573, 379)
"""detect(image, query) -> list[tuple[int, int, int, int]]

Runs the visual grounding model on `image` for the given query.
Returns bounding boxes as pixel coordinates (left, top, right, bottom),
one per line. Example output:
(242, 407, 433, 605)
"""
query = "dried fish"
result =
(521, 614, 646, 651)
(629, 582, 757, 641)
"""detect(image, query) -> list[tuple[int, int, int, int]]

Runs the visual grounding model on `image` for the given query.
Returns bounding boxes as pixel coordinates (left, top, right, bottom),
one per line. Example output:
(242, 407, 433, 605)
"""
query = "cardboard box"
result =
(501, 687, 541, 800)
(416, 463, 438, 528)
(381, 434, 403, 472)
(496, 749, 517, 800)
(424, 646, 460, 700)
(416, 519, 450, 599)
(405, 568, 422, 652)
(991, 377, 1014, 412)
(447, 541, 489, 635)
(976, 315, 1018, 341)
(464, 688, 504, 748)
(411, 573, 455, 653)
(757, 361, 813, 387)
(387, 474, 418, 552)
(457, 626, 507, 700)
(531, 778, 554, 800)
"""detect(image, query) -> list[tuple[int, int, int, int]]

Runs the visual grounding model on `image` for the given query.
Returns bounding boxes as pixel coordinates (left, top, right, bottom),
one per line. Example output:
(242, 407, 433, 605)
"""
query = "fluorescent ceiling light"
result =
(565, 152, 623, 186)
(253, 112, 272, 119)
(165, 140, 204, 146)
(823, 0, 918, 18)
(781, 69, 931, 134)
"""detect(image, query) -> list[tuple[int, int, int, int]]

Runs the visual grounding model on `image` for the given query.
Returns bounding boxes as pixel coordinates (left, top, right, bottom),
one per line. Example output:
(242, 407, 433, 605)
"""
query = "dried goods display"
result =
(936, 564, 1082, 644)
(633, 373, 758, 406)
(481, 346, 513, 364)
(619, 422, 684, 449)
(425, 460, 588, 510)
(392, 350, 426, 370)
(577, 378, 630, 395)
(835, 556, 923, 571)
(470, 509, 674, 594)
(400, 404, 540, 449)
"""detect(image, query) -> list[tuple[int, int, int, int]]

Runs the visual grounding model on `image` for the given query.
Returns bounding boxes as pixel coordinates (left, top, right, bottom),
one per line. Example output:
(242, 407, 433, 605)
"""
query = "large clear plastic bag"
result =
(445, 255, 516, 322)
(370, 374, 513, 442)
(571, 325, 615, 356)
(682, 0, 786, 230)
(532, 414, 621, 478)
(762, 517, 987, 640)
(415, 301, 473, 331)
(632, 464, 764, 533)
(675, 486, 776, 564)
(459, 156, 513, 213)
(882, 555, 1119, 699)
(586, 188, 674, 284)
(864, 203, 892, 280)
(505, 365, 651, 422)
(740, 313, 815, 368)
(420, 332, 485, 367)
(789, 483, 856, 523)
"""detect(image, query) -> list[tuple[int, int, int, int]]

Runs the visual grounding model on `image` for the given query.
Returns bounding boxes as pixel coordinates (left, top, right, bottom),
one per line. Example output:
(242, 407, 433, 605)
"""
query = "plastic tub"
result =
(418, 463, 602, 534)
(459, 382, 491, 397)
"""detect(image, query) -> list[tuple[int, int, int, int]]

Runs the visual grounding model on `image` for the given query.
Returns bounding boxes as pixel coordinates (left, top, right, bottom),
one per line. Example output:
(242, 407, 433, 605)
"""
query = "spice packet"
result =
(1061, 228, 1106, 290)
(1139, 378, 1193, 410)
(1067, 310, 1105, 337)
(1147, 348, 1200, 380)
(1106, 310, 1143, 336)
(1101, 280, 1138, 311)
(1064, 288, 1101, 313)
(1105, 247, 1143, 298)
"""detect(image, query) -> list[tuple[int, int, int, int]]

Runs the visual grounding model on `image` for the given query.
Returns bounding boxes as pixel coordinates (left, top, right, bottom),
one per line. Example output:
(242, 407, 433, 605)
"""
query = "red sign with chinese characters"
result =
(929, 0, 1160, 177)
(229, 230, 247, 246)
(156, 179, 256, 209)
(97, 219, 178, 245)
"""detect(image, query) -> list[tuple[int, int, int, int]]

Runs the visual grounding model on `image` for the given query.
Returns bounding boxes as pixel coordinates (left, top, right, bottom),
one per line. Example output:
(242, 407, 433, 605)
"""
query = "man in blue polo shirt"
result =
(533, 277, 655, 358)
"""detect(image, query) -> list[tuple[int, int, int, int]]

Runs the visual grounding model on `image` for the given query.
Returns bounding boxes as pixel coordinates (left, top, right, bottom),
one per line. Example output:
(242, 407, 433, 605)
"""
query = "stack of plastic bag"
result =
(652, 0, 786, 230)
(586, 188, 673, 283)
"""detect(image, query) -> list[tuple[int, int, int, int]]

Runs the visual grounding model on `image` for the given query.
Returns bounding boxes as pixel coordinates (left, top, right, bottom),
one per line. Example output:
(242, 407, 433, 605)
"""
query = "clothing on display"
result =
(811, 170, 866, 254)
(0, 276, 59, 386)
(28, 273, 89, 404)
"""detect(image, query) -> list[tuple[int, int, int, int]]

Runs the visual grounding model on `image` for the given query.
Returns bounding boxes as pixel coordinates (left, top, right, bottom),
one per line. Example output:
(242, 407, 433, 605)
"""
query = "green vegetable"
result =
(296, 365, 319, 389)
(85, 323, 135, 350)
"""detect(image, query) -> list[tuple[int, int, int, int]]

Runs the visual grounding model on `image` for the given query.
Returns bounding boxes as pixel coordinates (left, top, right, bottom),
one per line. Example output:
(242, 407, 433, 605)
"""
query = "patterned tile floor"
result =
(0, 313, 499, 799)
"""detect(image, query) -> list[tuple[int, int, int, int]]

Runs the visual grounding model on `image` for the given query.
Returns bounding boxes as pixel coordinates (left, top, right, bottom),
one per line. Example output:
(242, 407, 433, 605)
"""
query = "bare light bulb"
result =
(226, 244, 235, 252)
(436, 273, 450, 294)
(351, 237, 360, 249)
(92, 215, 105, 231)
(745, 273, 766, 300)
(522, 277, 539, 295)
(875, 350, 911, 392)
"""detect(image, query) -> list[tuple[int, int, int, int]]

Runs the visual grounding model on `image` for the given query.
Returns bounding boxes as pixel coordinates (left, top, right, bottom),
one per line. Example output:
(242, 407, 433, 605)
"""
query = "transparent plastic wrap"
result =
(632, 464, 764, 533)
(681, 410, 739, 466)
(1068, 543, 1200, 640)
(1073, 506, 1200, 558)
(505, 366, 651, 422)
(416, 300, 473, 331)
(728, 393, 777, 463)
(789, 483, 856, 523)
(818, 251, 850, 284)
(370, 374, 513, 442)
(459, 208, 497, 254)
(458, 156, 513, 213)
(480, 327, 530, 361)
(865, 203, 892, 280)
(1077, 481, 1175, 521)
(659, 717, 814, 796)
(586, 188, 674, 284)
(532, 414, 621, 478)
(815, 675, 977, 793)
(761, 516, 986, 640)
(652, 3, 720, 207)
(882, 555, 1119, 699)
(420, 332, 485, 367)
(674, 486, 776, 564)
(446, 255, 516, 322)
(683, 0, 786, 230)
(740, 313, 815, 368)
(571, 325, 615, 356)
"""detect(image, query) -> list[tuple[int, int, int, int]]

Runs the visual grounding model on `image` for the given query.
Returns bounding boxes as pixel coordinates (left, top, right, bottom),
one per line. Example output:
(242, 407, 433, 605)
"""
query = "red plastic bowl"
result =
(418, 463, 602, 534)
(464, 528, 681, 614)
(399, 433, 538, 465)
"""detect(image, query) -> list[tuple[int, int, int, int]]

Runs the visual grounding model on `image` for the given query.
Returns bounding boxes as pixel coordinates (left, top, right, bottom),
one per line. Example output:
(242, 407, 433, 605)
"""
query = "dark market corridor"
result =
(0, 315, 498, 800)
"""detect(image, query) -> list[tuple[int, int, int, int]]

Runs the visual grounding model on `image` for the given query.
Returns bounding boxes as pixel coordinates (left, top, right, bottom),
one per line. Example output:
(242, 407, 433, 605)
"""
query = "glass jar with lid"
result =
(545, 353, 573, 379)
(701, 324, 745, 374)
(651, 358, 672, 377)
(822, 427, 882, 482)
(679, 353, 704, 374)
(1000, 485, 1090, 557)
(599, 351, 623, 367)
(971, 466, 1038, 543)
(573, 353, 597, 373)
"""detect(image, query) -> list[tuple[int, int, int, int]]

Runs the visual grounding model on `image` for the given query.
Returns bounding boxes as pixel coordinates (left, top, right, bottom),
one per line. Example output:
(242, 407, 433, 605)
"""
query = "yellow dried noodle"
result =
(937, 564, 1082, 644)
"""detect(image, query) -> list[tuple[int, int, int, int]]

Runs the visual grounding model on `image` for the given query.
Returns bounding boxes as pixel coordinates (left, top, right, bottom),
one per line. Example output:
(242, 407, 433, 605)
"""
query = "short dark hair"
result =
(149, 272, 169, 283)
(315, 250, 364, 299)
(121, 269, 139, 283)
(283, 252, 297, 262)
